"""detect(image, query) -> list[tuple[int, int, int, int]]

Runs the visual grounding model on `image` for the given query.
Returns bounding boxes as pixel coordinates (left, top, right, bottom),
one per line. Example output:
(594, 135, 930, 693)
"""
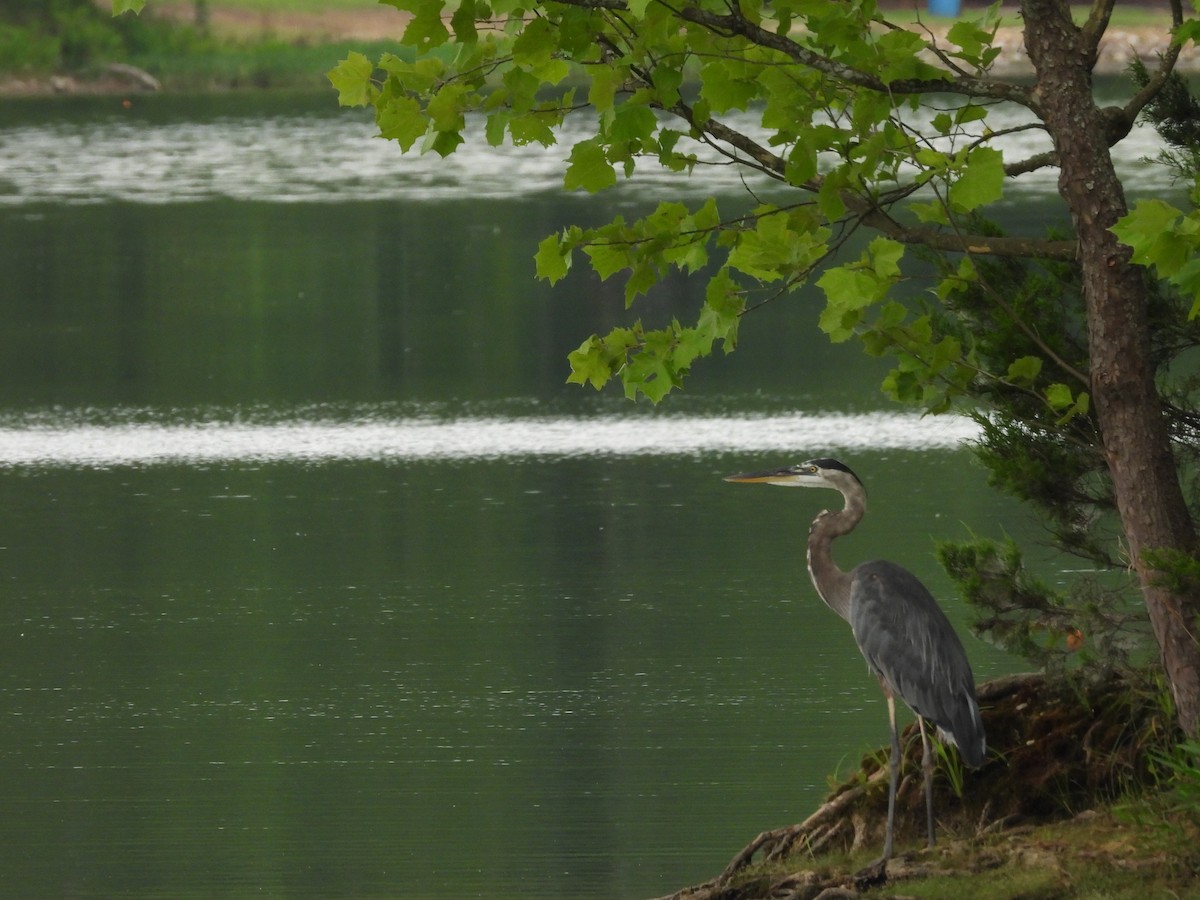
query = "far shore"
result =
(1, 14, 1195, 97)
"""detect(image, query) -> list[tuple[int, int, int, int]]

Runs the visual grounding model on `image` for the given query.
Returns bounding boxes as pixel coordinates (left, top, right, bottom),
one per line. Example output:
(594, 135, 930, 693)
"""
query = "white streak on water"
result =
(0, 103, 1173, 206)
(0, 412, 979, 468)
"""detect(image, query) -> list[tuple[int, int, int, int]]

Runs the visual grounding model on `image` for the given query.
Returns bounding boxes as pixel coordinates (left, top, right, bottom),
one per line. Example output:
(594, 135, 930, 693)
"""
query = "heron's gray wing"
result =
(849, 559, 986, 767)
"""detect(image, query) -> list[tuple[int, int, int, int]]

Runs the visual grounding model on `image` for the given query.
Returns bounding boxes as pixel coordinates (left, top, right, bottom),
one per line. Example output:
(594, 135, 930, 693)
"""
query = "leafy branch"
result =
(322, 0, 1181, 404)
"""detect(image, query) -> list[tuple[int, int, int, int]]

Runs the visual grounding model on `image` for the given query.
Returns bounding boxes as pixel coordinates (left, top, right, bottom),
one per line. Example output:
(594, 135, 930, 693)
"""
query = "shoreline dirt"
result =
(2, 7, 1197, 96)
(153, 1, 409, 42)
(655, 672, 1193, 900)
(145, 3, 1200, 77)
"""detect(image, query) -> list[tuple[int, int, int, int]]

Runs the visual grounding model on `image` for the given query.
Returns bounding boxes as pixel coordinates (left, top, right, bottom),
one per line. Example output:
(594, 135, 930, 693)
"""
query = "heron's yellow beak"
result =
(723, 466, 804, 485)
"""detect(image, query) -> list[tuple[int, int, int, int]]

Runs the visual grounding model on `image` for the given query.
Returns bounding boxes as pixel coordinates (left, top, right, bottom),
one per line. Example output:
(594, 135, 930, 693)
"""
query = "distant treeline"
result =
(0, 0, 201, 74)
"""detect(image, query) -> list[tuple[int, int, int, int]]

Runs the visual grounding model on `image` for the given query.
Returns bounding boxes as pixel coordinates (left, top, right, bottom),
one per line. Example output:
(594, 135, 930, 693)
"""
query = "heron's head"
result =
(723, 457, 864, 493)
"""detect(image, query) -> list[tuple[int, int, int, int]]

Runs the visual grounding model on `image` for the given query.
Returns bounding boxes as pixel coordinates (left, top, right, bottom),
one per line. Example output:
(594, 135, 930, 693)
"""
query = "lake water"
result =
(0, 87, 1162, 897)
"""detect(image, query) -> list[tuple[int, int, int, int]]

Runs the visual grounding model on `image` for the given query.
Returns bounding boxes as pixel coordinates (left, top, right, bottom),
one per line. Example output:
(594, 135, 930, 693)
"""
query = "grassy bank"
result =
(667, 673, 1200, 899)
(717, 807, 1200, 900)
(0, 2, 1184, 93)
(0, 0, 405, 92)
(123, 36, 398, 91)
(708, 796, 1200, 900)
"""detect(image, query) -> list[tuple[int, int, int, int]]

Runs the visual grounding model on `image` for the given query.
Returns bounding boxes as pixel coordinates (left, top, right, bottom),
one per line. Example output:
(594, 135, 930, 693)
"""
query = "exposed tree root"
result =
(655, 671, 1175, 900)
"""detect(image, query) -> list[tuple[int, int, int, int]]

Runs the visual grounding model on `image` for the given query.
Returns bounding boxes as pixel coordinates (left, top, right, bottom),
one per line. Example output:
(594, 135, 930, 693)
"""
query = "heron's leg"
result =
(918, 716, 935, 848)
(882, 692, 899, 864)
(855, 687, 898, 885)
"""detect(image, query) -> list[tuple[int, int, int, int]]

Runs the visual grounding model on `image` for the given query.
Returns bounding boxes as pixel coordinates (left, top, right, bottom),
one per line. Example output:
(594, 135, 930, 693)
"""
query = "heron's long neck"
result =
(806, 489, 864, 622)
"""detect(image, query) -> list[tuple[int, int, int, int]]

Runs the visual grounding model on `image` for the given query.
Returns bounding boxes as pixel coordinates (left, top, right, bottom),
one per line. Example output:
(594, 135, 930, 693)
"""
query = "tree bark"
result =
(1021, 0, 1200, 735)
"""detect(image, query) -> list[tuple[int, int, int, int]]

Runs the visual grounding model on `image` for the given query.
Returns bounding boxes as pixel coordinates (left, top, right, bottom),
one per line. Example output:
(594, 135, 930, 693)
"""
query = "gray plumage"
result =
(725, 457, 986, 871)
(850, 559, 985, 767)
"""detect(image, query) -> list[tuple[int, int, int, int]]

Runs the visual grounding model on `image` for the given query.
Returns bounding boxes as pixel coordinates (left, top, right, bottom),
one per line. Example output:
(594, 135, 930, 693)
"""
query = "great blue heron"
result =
(724, 457, 986, 871)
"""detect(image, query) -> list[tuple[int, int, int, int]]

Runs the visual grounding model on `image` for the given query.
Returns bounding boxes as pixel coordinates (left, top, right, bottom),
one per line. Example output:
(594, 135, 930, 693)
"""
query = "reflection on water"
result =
(0, 408, 979, 467)
(0, 92, 1043, 899)
(0, 90, 1174, 206)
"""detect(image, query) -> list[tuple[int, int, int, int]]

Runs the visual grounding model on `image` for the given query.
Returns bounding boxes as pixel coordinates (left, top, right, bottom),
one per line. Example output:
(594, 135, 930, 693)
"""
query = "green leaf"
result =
(1045, 384, 1090, 423)
(450, 0, 478, 42)
(816, 268, 883, 341)
(1175, 18, 1200, 46)
(1168, 256, 1200, 318)
(583, 241, 632, 280)
(485, 111, 508, 147)
(727, 209, 827, 282)
(868, 237, 904, 280)
(535, 234, 572, 284)
(589, 67, 623, 113)
(1006, 355, 1043, 385)
(564, 141, 617, 193)
(624, 261, 659, 305)
(1111, 199, 1191, 275)
(786, 142, 818, 187)
(566, 335, 615, 390)
(698, 60, 758, 113)
(674, 323, 712, 371)
(620, 327, 681, 402)
(112, 0, 145, 14)
(534, 58, 571, 86)
(946, 18, 998, 67)
(1112, 198, 1184, 243)
(1045, 382, 1073, 411)
(423, 128, 464, 157)
(817, 173, 847, 221)
(876, 29, 946, 83)
(875, 300, 908, 330)
(929, 335, 964, 371)
(512, 17, 557, 69)
(948, 147, 1004, 212)
(935, 256, 978, 300)
(377, 53, 444, 93)
(402, 0, 450, 49)
(567, 328, 638, 391)
(915, 147, 949, 170)
(609, 104, 658, 143)
(502, 67, 540, 112)
(956, 104, 988, 125)
(377, 94, 428, 150)
(426, 82, 469, 132)
(694, 275, 743, 355)
(327, 52, 376, 107)
(692, 197, 720, 232)
(816, 241, 905, 343)
(664, 237, 708, 275)
(911, 199, 949, 225)
(651, 64, 683, 108)
(508, 111, 558, 147)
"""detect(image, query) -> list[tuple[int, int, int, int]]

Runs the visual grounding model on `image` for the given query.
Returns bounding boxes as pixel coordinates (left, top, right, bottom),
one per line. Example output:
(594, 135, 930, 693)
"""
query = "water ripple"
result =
(0, 102, 1173, 206)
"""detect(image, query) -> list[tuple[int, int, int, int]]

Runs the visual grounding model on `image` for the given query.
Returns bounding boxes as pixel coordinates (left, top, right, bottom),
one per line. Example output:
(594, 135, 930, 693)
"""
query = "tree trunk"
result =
(1021, 0, 1200, 735)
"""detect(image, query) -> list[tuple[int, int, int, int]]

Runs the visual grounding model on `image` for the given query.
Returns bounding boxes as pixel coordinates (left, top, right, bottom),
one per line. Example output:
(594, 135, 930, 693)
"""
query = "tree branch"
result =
(863, 210, 1078, 261)
(681, 4, 1031, 102)
(553, 0, 1034, 104)
(1119, 0, 1185, 128)
(668, 104, 1078, 261)
(580, 1, 1075, 262)
(1006, 149, 1059, 177)
(1079, 0, 1117, 64)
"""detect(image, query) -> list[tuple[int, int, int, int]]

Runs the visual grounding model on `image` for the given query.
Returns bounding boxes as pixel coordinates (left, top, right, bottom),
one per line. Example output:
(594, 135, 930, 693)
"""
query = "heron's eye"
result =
(807, 465, 817, 473)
